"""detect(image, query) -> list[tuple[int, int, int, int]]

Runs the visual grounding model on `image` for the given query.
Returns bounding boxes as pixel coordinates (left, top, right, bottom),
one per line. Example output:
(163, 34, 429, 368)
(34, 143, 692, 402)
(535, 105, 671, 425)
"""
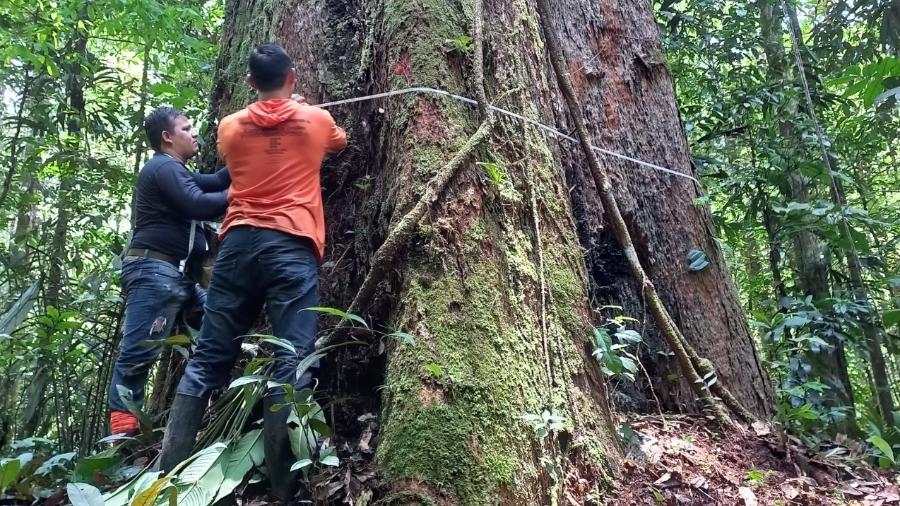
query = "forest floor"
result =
(17, 412, 898, 505)
(233, 411, 898, 506)
(606, 414, 899, 506)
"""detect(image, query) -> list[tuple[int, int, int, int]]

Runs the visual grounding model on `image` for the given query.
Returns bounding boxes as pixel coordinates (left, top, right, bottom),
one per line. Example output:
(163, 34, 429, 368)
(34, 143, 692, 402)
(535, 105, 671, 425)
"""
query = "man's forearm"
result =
(191, 167, 231, 192)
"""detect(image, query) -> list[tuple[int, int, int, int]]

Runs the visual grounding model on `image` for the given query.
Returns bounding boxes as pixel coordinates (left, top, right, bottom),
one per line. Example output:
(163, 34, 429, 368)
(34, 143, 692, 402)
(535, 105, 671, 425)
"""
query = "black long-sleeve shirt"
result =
(130, 153, 230, 262)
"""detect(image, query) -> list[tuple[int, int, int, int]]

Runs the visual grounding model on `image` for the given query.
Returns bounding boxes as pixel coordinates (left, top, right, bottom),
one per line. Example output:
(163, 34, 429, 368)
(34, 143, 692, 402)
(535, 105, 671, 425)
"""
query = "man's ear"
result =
(246, 74, 258, 91)
(286, 68, 297, 89)
(160, 129, 173, 147)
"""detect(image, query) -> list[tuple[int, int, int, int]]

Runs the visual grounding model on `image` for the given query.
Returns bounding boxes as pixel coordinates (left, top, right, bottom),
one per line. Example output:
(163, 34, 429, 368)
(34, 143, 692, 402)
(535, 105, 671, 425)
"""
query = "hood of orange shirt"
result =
(247, 99, 297, 128)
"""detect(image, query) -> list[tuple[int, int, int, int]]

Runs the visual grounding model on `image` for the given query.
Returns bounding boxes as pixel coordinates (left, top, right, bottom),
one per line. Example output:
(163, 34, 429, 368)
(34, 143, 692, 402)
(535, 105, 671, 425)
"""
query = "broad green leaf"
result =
(289, 426, 316, 462)
(620, 356, 639, 374)
(868, 436, 896, 464)
(882, 309, 900, 330)
(228, 375, 268, 390)
(385, 331, 417, 347)
(303, 307, 368, 328)
(34, 451, 75, 475)
(782, 316, 810, 328)
(148, 83, 179, 95)
(72, 455, 119, 483)
(308, 417, 333, 438)
(320, 455, 340, 467)
(178, 443, 228, 482)
(615, 329, 642, 344)
(174, 444, 229, 506)
(66, 483, 104, 506)
(0, 458, 21, 490)
(259, 335, 297, 354)
(214, 430, 263, 503)
(96, 434, 137, 444)
(290, 459, 313, 472)
(102, 471, 162, 506)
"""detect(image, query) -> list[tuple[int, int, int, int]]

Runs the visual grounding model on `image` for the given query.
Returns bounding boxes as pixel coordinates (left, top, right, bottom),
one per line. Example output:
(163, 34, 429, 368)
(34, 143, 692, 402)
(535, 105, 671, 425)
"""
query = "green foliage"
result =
(867, 435, 896, 468)
(478, 161, 508, 188)
(661, 0, 899, 459)
(304, 306, 369, 328)
(745, 469, 769, 486)
(66, 482, 105, 506)
(0, 0, 223, 460)
(591, 325, 643, 382)
(520, 410, 567, 439)
(443, 35, 474, 54)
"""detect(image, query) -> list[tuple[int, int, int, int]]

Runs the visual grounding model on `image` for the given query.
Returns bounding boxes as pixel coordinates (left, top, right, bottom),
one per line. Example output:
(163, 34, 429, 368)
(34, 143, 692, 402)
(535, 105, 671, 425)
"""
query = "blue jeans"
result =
(109, 258, 206, 413)
(177, 227, 319, 399)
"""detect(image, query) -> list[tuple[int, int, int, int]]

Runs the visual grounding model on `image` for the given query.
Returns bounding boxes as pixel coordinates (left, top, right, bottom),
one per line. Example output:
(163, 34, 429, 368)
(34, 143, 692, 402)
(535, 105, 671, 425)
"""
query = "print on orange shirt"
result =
(217, 99, 347, 261)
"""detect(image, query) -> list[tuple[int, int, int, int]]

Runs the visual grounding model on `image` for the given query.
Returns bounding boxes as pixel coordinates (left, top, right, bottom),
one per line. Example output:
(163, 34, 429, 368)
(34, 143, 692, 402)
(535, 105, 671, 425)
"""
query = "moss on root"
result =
(379, 261, 543, 505)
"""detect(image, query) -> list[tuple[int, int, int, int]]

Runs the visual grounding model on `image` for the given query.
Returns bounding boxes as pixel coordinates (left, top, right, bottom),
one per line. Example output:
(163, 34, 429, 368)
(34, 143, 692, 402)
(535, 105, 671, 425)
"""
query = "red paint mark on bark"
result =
(394, 52, 413, 83)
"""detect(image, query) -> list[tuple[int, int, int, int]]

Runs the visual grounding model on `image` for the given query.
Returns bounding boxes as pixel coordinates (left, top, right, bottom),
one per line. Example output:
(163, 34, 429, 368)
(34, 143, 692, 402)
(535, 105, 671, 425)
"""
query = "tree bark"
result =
(545, 0, 772, 416)
(207, 0, 771, 501)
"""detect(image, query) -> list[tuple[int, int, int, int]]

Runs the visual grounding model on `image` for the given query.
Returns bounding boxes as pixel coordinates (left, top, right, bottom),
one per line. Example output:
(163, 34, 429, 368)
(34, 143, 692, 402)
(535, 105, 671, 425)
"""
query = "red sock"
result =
(109, 411, 139, 436)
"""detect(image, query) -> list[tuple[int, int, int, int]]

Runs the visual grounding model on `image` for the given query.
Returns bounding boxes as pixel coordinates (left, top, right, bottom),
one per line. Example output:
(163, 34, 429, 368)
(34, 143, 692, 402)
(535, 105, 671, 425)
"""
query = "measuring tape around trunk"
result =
(316, 87, 699, 184)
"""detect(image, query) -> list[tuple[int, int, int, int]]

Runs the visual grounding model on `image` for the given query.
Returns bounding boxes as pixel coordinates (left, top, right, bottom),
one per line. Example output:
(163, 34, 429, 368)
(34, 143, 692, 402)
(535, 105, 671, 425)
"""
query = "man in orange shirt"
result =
(159, 44, 346, 498)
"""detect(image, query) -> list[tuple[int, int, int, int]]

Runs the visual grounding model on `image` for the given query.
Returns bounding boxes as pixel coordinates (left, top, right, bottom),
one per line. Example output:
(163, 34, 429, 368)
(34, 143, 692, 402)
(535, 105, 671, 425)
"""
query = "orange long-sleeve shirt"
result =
(217, 99, 347, 260)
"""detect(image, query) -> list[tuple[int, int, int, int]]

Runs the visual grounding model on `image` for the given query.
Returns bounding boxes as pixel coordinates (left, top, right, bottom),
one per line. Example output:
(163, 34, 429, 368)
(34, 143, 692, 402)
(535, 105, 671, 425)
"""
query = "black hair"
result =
(249, 43, 293, 92)
(144, 107, 185, 152)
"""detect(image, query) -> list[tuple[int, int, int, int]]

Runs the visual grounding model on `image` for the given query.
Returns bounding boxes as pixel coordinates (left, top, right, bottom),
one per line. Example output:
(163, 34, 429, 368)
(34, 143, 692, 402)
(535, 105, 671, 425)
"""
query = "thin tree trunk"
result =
(782, 1, 895, 428)
(21, 7, 89, 439)
(763, 201, 787, 302)
(757, 0, 855, 428)
(129, 40, 152, 227)
(0, 75, 31, 213)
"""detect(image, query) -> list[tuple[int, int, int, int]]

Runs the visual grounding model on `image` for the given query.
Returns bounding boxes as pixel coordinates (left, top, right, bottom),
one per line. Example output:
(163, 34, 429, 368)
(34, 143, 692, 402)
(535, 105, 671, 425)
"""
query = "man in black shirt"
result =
(108, 107, 229, 436)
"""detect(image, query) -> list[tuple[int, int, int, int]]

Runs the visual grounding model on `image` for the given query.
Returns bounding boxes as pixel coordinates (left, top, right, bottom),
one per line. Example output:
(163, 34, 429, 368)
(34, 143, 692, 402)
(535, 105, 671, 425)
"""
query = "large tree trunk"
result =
(207, 0, 770, 502)
(547, 1, 772, 416)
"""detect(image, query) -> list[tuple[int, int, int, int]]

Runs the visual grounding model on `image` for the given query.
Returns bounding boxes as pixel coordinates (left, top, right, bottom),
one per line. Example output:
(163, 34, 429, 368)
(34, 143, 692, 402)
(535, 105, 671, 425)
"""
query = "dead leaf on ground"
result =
(358, 427, 373, 452)
(653, 471, 682, 489)
(781, 483, 800, 500)
(738, 486, 759, 506)
(751, 421, 771, 437)
(640, 437, 665, 465)
(880, 484, 900, 503)
(687, 475, 709, 490)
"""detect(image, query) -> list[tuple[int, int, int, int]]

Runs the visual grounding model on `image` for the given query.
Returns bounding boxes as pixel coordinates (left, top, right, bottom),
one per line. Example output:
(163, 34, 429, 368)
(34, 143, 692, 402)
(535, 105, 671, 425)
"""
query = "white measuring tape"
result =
(316, 86, 699, 184)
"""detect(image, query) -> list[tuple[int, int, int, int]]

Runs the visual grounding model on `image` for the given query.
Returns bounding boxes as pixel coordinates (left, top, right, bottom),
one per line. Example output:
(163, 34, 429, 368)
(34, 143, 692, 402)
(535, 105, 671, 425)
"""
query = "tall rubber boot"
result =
(263, 394, 300, 502)
(158, 393, 206, 474)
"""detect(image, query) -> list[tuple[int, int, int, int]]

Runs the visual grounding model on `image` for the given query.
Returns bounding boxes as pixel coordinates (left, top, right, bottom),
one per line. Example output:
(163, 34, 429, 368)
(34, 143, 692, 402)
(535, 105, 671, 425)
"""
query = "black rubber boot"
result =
(263, 394, 300, 502)
(158, 393, 206, 474)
